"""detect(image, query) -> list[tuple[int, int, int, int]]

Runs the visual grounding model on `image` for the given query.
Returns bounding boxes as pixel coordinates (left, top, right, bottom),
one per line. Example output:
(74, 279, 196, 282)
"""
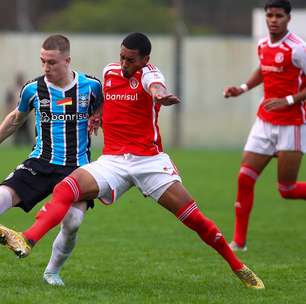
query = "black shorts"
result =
(1, 158, 94, 212)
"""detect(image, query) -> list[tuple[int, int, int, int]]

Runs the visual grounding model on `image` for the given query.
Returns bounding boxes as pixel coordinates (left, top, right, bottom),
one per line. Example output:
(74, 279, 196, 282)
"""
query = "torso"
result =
(257, 32, 306, 125)
(102, 63, 166, 156)
(18, 72, 102, 166)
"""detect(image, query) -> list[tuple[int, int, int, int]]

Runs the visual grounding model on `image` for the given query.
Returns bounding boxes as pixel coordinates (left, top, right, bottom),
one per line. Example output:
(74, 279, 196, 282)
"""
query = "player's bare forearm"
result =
(245, 67, 263, 90)
(149, 83, 180, 106)
(0, 109, 27, 144)
(292, 88, 306, 104)
(224, 67, 263, 98)
(264, 87, 306, 111)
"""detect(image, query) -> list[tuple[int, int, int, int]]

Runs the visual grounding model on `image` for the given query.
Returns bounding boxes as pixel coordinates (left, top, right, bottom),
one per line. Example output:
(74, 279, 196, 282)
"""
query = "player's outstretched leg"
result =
(0, 224, 32, 257)
(175, 201, 265, 289)
(43, 206, 84, 286)
(158, 181, 265, 289)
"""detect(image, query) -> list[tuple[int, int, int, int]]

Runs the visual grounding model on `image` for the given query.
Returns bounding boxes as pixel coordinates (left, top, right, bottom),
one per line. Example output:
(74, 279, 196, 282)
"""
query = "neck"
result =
(270, 30, 288, 44)
(53, 70, 74, 88)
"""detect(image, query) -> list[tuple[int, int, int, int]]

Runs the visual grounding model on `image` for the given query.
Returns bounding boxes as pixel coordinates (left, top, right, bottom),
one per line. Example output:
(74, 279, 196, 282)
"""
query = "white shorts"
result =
(81, 152, 182, 204)
(244, 117, 306, 155)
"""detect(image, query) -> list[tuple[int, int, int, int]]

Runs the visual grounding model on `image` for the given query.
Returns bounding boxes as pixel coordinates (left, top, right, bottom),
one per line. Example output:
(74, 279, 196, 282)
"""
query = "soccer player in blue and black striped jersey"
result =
(0, 34, 102, 286)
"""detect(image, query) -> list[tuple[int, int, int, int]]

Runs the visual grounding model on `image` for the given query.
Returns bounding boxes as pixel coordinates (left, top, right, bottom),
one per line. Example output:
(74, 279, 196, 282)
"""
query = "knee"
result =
(61, 207, 84, 234)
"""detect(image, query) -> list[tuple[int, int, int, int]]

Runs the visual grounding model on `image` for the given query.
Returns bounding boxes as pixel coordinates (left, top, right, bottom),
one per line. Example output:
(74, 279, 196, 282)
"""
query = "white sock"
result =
(45, 206, 84, 273)
(0, 186, 13, 214)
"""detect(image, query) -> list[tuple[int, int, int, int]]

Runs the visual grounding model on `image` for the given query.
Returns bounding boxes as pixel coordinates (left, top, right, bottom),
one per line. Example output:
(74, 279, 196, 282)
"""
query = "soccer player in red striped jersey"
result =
(0, 32, 264, 289)
(224, 0, 306, 251)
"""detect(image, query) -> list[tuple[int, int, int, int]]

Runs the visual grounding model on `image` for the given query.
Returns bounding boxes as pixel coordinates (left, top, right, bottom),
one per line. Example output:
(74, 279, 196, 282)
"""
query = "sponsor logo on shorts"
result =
(163, 166, 178, 176)
(16, 164, 37, 175)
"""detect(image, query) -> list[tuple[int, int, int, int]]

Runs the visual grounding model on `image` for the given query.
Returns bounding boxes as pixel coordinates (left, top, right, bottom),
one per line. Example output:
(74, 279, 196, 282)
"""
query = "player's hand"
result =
(88, 113, 101, 136)
(155, 94, 180, 106)
(263, 98, 288, 111)
(223, 86, 244, 98)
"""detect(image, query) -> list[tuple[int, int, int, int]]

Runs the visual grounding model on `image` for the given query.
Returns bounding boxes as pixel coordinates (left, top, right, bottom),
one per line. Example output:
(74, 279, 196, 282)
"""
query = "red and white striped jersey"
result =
(257, 32, 306, 125)
(102, 63, 166, 155)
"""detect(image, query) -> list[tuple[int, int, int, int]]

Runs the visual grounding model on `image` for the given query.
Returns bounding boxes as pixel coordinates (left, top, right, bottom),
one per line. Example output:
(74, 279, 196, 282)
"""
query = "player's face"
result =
(40, 48, 71, 85)
(120, 46, 149, 78)
(265, 7, 290, 39)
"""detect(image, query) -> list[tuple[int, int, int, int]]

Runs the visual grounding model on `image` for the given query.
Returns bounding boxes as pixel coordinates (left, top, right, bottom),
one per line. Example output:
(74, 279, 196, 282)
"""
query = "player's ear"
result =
(143, 55, 150, 65)
(66, 56, 71, 65)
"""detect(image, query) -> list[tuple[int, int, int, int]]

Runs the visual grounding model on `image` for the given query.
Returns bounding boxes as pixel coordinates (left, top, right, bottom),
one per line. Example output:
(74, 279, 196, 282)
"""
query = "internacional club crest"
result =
(275, 52, 284, 63)
(129, 77, 139, 89)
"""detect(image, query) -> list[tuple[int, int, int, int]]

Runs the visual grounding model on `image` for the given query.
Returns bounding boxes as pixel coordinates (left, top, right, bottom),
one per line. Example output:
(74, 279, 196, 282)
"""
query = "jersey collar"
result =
(44, 71, 78, 91)
(268, 31, 291, 48)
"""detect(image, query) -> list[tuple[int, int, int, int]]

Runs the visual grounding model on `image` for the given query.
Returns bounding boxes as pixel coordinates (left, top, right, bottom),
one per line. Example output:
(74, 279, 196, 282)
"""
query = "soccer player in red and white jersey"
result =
(0, 33, 264, 289)
(224, 0, 306, 251)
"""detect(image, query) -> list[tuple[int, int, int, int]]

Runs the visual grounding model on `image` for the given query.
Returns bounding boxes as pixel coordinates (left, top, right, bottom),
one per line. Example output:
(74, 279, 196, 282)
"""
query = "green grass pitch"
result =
(0, 146, 306, 304)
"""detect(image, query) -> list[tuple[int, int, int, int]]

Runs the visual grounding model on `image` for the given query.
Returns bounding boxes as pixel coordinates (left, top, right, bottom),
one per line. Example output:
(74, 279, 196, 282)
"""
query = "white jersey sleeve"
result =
(292, 43, 306, 74)
(141, 64, 166, 94)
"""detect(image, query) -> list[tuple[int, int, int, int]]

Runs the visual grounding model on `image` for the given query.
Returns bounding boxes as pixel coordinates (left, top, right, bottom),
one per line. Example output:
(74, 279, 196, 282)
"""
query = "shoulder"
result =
(103, 63, 121, 78)
(20, 76, 40, 96)
(140, 64, 166, 90)
(257, 36, 269, 48)
(142, 63, 160, 74)
(286, 33, 305, 45)
(84, 73, 102, 86)
(283, 33, 306, 51)
(285, 33, 306, 58)
(141, 64, 164, 79)
(76, 72, 102, 91)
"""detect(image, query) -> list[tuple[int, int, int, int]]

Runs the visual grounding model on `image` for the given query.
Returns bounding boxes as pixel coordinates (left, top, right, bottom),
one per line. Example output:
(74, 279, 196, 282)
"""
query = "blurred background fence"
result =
(0, 33, 258, 148)
(0, 0, 305, 149)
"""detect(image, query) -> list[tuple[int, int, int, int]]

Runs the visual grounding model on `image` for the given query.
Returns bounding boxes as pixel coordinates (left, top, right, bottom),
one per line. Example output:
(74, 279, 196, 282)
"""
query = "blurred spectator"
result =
(5, 72, 33, 146)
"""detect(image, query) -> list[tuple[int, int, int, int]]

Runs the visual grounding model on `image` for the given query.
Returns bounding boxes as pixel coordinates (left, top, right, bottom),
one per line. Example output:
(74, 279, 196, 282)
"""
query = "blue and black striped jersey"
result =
(18, 72, 102, 166)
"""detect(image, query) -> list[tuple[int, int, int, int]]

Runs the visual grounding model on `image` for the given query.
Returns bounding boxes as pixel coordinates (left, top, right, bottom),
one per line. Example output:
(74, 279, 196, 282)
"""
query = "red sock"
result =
(176, 201, 243, 271)
(279, 182, 306, 199)
(233, 165, 258, 247)
(23, 176, 80, 244)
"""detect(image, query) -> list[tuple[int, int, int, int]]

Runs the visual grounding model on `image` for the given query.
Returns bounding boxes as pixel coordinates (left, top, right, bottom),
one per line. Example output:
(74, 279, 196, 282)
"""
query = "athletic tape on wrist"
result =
(286, 95, 294, 105)
(240, 83, 248, 92)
